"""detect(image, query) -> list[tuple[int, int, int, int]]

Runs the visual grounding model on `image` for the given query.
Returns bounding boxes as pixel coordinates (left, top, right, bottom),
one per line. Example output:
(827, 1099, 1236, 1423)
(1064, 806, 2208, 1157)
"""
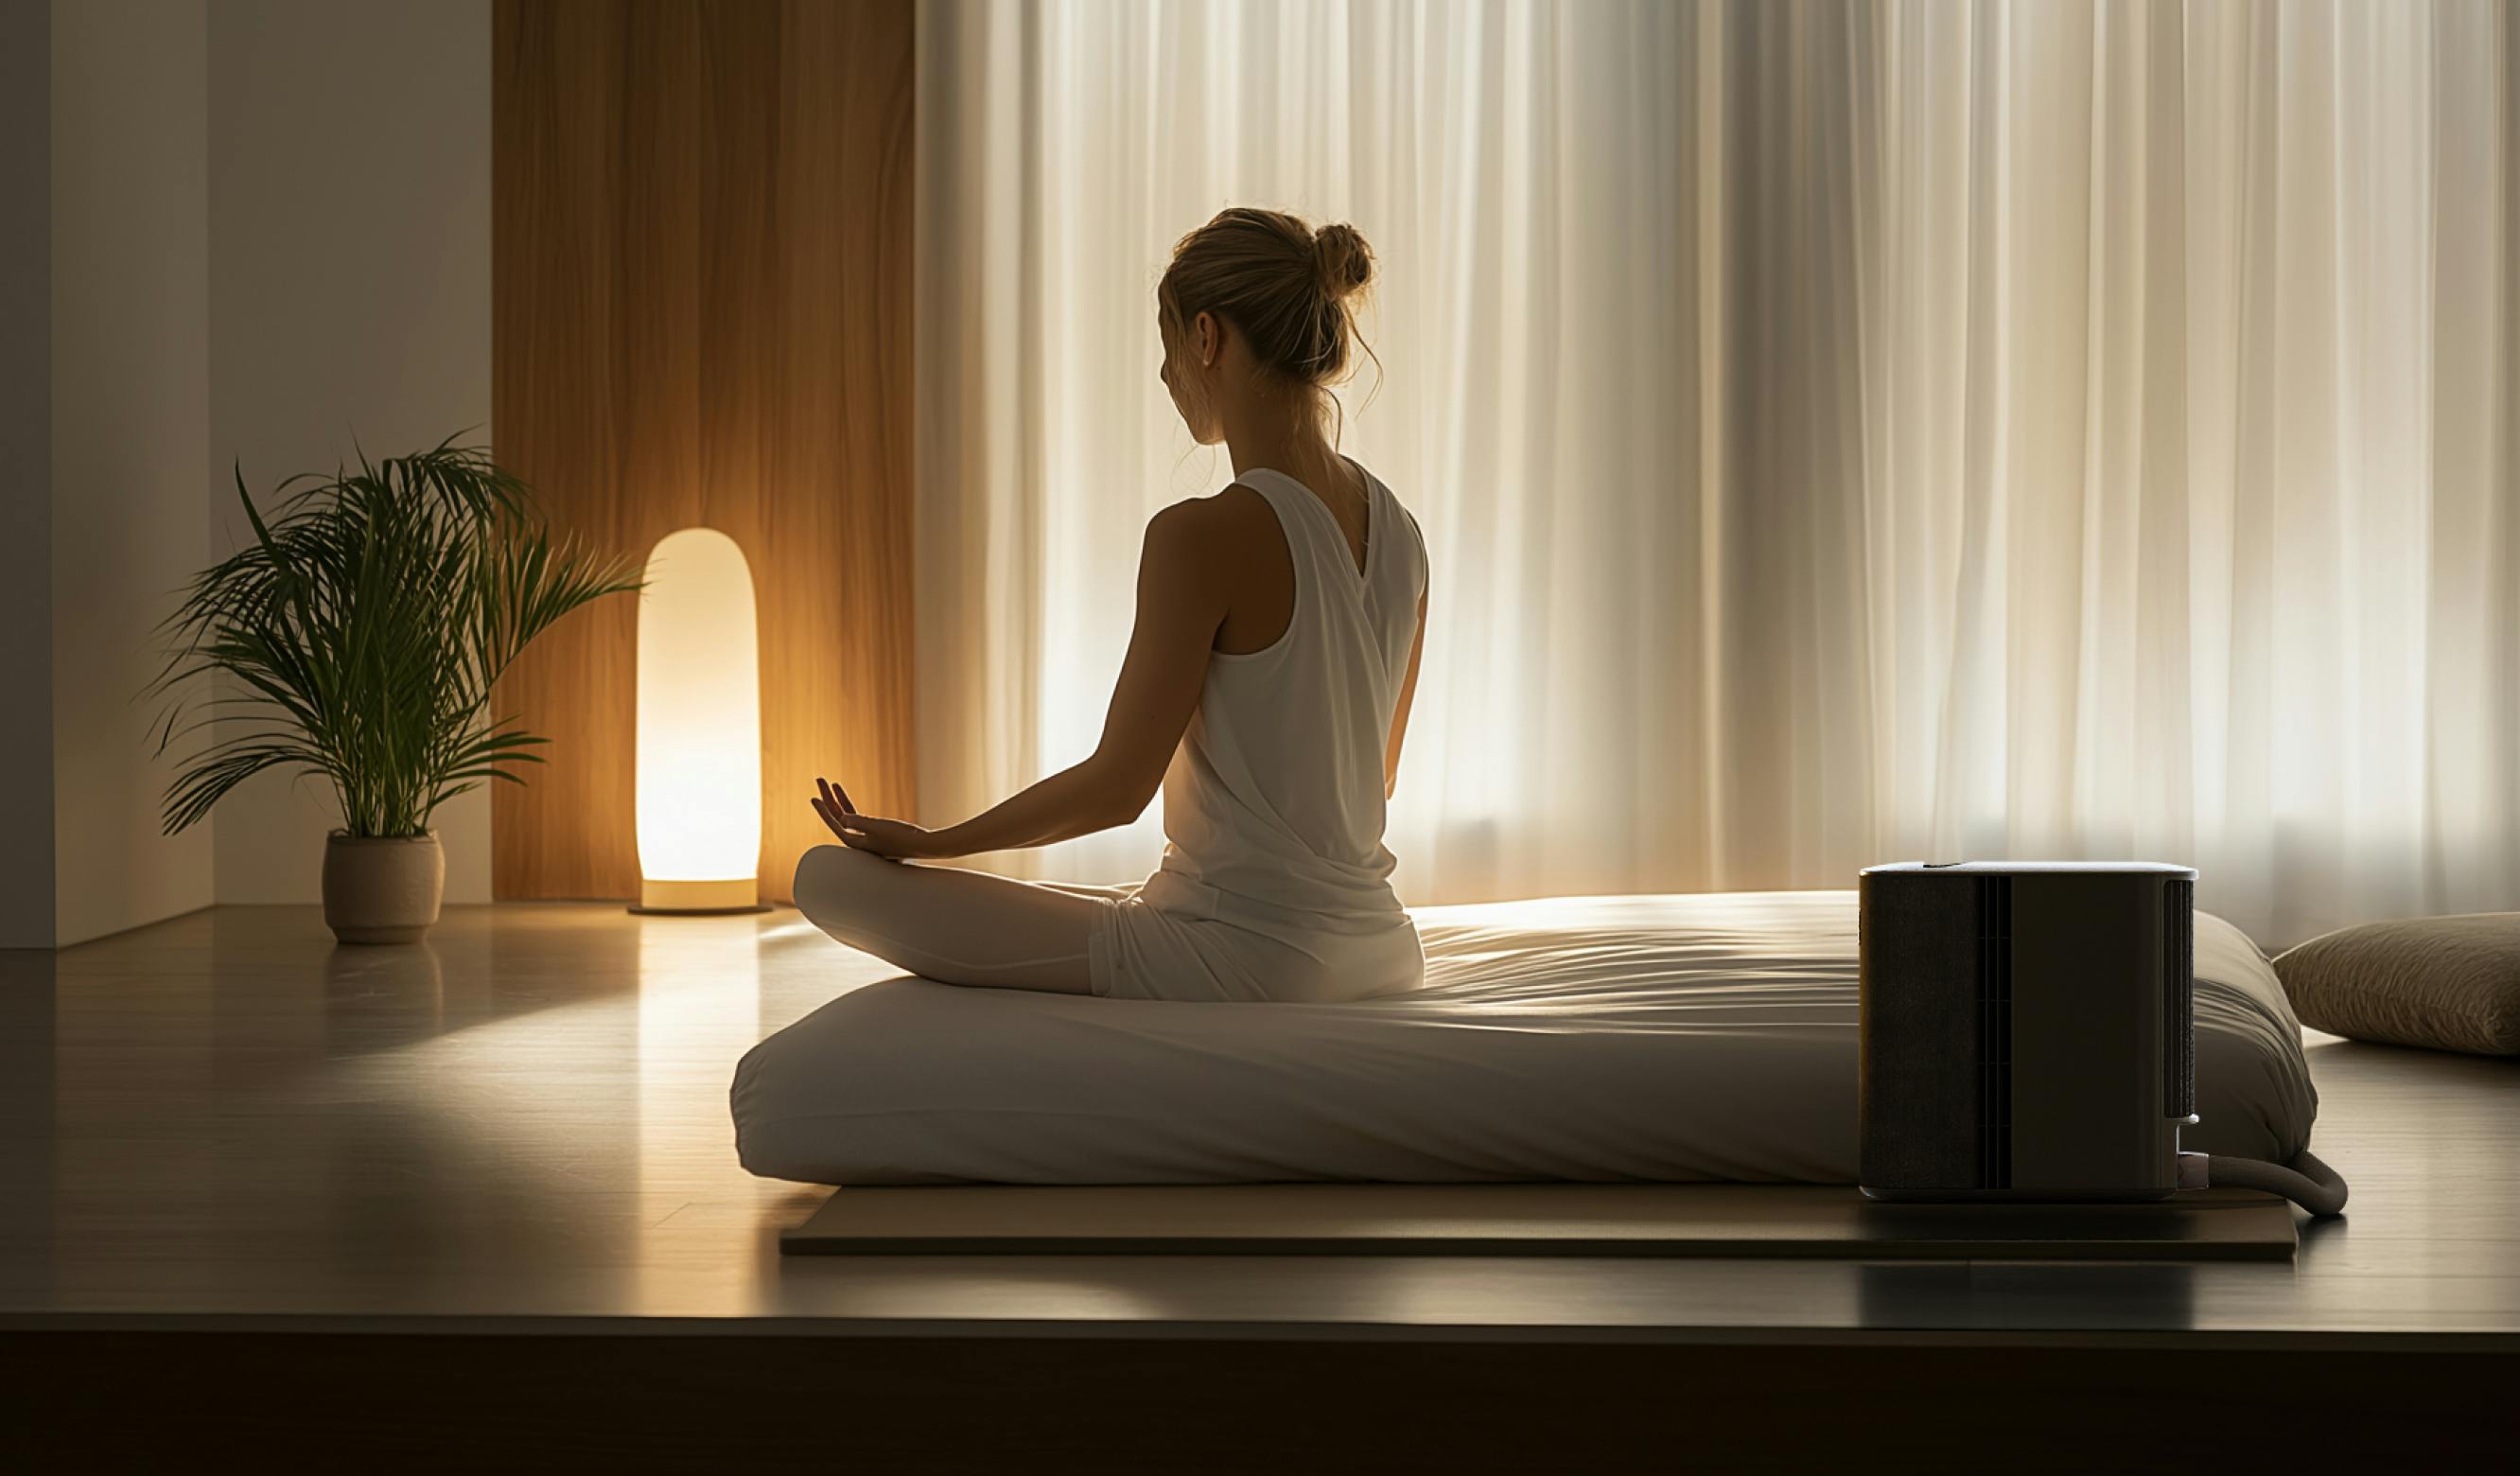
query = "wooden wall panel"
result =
(491, 0, 915, 902)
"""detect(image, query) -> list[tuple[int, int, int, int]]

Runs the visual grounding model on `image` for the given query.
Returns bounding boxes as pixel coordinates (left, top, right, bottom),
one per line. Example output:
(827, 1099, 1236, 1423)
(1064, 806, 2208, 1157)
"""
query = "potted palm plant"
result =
(149, 440, 639, 943)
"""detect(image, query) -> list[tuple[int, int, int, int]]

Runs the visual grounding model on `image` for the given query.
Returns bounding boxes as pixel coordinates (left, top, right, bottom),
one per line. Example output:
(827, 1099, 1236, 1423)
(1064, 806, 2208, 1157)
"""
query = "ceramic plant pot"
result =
(322, 832, 445, 944)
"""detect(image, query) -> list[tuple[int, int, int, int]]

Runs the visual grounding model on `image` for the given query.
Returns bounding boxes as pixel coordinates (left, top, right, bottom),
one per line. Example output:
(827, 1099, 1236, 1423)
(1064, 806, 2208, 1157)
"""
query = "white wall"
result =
(206, 0, 495, 905)
(48, 0, 217, 947)
(0, 0, 58, 948)
(10, 0, 493, 946)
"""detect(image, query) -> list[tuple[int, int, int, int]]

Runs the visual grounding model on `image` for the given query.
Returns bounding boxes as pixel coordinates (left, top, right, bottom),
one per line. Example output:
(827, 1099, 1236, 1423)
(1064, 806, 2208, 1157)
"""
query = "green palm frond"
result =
(147, 441, 641, 838)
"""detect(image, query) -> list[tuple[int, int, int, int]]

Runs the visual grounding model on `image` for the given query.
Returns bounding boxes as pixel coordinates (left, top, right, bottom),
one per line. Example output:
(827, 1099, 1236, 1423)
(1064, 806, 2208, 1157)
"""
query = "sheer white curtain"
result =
(918, 0, 2520, 949)
(917, 0, 1705, 893)
(1863, 0, 2520, 946)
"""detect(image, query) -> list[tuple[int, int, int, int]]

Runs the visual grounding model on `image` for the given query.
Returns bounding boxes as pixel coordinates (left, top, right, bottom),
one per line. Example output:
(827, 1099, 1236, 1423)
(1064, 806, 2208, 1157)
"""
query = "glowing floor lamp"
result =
(632, 528, 769, 914)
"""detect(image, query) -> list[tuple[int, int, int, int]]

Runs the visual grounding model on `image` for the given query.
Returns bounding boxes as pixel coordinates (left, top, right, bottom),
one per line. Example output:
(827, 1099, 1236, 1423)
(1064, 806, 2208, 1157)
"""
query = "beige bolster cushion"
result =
(2271, 913, 2520, 1057)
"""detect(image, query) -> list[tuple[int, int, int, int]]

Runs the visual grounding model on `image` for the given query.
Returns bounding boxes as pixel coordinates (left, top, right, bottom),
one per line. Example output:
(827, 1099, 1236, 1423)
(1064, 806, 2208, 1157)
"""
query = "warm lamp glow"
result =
(635, 528, 762, 912)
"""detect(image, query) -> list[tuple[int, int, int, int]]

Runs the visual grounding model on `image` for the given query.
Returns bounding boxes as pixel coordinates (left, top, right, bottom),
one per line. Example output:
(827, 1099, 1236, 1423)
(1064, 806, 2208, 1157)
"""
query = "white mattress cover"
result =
(732, 890, 2316, 1186)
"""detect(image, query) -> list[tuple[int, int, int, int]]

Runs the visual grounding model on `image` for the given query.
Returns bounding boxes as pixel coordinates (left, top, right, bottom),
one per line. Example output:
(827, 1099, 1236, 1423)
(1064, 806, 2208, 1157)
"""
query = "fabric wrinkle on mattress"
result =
(731, 890, 2318, 1187)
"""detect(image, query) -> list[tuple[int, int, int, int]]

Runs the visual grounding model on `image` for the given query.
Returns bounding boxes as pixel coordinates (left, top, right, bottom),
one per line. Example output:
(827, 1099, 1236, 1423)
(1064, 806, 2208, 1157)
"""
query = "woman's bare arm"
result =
(815, 504, 1224, 859)
(1384, 589, 1427, 800)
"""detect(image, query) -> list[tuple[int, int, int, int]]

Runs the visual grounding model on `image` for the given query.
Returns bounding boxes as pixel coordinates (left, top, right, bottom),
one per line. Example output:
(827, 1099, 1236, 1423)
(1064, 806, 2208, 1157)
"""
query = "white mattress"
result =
(731, 890, 2317, 1186)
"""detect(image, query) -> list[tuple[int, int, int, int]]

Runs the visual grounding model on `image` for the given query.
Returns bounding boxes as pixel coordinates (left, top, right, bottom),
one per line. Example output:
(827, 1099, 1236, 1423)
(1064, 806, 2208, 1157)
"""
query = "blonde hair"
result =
(1158, 208, 1378, 423)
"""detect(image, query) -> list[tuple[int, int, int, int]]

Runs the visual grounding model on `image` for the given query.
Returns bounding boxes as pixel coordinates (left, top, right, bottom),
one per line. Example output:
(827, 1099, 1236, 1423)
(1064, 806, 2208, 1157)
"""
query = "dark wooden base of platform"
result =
(9, 1327, 2511, 1472)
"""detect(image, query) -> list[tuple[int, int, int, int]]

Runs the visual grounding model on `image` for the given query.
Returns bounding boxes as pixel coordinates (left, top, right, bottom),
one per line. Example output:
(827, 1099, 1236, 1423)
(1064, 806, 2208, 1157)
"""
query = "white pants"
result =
(793, 845, 1115, 995)
(793, 845, 1425, 1003)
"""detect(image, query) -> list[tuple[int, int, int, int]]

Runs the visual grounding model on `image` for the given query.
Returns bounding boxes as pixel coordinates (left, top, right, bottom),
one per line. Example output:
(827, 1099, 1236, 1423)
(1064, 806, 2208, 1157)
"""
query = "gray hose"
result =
(2205, 1148, 2349, 1218)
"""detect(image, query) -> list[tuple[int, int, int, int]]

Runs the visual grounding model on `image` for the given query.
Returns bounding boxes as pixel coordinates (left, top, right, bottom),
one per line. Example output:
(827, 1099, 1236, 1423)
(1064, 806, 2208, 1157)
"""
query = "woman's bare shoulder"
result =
(1146, 484, 1277, 554)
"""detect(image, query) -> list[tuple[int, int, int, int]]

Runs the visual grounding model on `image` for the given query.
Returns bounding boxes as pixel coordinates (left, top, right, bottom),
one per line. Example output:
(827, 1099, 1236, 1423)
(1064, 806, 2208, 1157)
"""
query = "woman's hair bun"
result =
(1312, 221, 1375, 300)
(1160, 207, 1378, 388)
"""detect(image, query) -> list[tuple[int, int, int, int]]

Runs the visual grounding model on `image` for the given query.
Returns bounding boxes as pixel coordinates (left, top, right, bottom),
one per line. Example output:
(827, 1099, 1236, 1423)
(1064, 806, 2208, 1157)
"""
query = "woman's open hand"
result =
(811, 777, 948, 861)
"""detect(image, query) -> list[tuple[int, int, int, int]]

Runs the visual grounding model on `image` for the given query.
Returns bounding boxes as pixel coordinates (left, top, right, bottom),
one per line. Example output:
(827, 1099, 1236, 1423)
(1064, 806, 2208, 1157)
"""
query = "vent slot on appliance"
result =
(1976, 875, 2013, 1189)
(2166, 877, 2195, 1118)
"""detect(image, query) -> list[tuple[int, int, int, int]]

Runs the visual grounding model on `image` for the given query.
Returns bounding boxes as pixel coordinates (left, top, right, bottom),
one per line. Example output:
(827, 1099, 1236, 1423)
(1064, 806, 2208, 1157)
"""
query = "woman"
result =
(796, 208, 1429, 1003)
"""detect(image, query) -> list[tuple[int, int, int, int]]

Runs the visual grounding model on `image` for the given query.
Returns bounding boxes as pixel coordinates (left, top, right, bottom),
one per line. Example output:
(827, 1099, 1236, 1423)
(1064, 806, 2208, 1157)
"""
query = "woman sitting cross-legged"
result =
(796, 207, 1428, 1004)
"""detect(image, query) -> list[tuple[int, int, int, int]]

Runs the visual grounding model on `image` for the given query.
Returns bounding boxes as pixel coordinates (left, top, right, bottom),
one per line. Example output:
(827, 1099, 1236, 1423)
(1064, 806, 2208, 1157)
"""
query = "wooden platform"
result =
(783, 1182, 2301, 1260)
(4, 902, 2515, 1469)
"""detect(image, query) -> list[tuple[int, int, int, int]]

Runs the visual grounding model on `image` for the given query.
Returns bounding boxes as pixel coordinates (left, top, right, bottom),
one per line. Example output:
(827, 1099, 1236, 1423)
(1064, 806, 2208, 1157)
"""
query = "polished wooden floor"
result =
(5, 903, 2515, 1468)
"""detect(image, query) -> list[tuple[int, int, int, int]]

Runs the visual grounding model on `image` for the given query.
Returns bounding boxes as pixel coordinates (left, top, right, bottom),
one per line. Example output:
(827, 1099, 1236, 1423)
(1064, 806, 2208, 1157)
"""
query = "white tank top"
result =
(1142, 462, 1428, 936)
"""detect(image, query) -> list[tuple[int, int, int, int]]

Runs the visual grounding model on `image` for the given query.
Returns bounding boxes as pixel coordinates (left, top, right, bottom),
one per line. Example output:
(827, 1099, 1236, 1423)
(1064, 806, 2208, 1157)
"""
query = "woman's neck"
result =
(1220, 395, 1341, 494)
